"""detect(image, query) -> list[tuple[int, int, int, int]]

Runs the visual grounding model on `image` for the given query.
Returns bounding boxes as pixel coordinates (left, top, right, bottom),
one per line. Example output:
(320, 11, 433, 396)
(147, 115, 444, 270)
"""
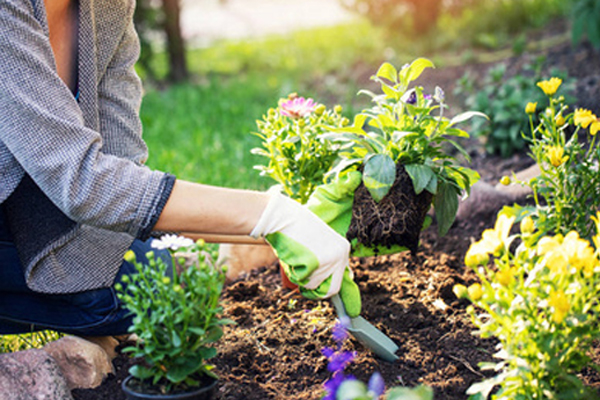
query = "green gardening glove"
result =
(306, 171, 411, 257)
(250, 189, 361, 317)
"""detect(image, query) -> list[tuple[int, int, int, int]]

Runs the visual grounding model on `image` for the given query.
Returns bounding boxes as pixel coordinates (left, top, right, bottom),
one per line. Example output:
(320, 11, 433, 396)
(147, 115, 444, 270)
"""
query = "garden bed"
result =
(72, 149, 599, 400)
(72, 31, 600, 400)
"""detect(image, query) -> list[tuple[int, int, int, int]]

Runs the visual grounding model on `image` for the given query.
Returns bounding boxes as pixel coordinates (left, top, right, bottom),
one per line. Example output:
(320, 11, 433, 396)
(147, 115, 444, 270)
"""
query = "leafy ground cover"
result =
(72, 17, 600, 399)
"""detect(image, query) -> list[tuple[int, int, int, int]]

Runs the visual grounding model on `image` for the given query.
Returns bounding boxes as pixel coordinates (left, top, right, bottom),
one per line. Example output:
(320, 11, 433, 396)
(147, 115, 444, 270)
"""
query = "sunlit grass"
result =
(0, 331, 63, 353)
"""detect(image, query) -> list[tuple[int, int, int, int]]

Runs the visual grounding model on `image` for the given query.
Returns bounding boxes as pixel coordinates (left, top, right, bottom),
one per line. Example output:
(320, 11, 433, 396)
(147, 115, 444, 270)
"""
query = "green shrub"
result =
(571, 0, 600, 48)
(455, 61, 572, 157)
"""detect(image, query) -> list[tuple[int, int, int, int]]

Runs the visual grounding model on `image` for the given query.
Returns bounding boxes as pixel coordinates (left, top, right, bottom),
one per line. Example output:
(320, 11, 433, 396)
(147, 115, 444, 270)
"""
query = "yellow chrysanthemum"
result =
(537, 235, 563, 255)
(546, 145, 569, 167)
(465, 241, 490, 268)
(548, 290, 570, 324)
(468, 283, 483, 301)
(537, 77, 562, 96)
(562, 231, 595, 272)
(520, 216, 535, 235)
(591, 120, 600, 136)
(545, 247, 569, 275)
(479, 213, 516, 255)
(525, 102, 537, 114)
(574, 108, 596, 129)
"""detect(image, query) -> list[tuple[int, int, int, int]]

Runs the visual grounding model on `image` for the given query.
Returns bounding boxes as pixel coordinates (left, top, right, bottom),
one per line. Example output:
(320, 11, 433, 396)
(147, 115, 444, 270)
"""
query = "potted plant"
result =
(322, 58, 484, 252)
(115, 235, 232, 400)
(251, 93, 347, 205)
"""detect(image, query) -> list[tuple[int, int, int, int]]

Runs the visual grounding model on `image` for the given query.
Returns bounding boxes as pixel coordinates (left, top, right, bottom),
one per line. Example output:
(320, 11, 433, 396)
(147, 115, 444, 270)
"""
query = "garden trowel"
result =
(330, 293, 399, 362)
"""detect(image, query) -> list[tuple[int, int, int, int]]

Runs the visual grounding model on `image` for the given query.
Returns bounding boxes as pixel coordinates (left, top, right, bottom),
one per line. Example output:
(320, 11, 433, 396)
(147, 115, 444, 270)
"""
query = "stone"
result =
(457, 164, 541, 222)
(0, 348, 73, 400)
(80, 335, 119, 360)
(456, 181, 517, 222)
(43, 335, 113, 390)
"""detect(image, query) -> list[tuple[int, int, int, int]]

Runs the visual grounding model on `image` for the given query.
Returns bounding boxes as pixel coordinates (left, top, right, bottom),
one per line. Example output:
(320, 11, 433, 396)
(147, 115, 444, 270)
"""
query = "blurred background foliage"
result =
(131, 0, 599, 193)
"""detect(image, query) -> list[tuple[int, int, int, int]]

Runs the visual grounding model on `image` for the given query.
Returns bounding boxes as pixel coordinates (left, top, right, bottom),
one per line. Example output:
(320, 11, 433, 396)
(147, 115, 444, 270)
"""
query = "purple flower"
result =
(406, 91, 417, 105)
(280, 97, 316, 119)
(332, 317, 351, 343)
(368, 372, 385, 397)
(327, 350, 356, 373)
(323, 372, 345, 400)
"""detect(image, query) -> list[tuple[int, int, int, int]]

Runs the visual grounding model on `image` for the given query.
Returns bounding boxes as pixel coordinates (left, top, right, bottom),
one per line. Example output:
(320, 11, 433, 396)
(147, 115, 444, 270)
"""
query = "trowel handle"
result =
(330, 294, 350, 319)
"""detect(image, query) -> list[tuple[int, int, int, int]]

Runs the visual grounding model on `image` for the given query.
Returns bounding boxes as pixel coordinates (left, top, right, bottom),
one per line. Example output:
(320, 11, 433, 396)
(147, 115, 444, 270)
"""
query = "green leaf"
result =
(434, 181, 459, 236)
(448, 111, 488, 127)
(375, 62, 398, 83)
(405, 164, 435, 195)
(387, 385, 434, 400)
(363, 154, 396, 202)
(337, 380, 368, 399)
(404, 58, 435, 84)
(129, 364, 154, 380)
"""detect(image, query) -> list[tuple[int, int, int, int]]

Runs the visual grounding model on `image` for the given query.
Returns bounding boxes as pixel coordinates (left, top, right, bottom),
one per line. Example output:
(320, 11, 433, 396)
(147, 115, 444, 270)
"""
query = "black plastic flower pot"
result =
(347, 163, 433, 254)
(122, 375, 218, 400)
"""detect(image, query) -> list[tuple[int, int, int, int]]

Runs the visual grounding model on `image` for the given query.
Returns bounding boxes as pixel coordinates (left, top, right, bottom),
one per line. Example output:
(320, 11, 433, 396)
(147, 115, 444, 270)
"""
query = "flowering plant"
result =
(322, 317, 433, 400)
(322, 59, 483, 235)
(455, 211, 600, 399)
(252, 93, 347, 204)
(116, 236, 232, 394)
(501, 77, 600, 240)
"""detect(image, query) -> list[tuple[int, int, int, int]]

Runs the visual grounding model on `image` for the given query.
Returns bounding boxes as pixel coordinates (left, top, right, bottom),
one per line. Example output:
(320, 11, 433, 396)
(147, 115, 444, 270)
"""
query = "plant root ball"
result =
(347, 164, 433, 254)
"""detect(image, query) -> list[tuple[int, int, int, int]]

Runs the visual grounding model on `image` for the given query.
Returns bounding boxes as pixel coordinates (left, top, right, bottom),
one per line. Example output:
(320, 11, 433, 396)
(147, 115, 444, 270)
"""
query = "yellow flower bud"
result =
(315, 104, 326, 116)
(520, 216, 535, 234)
(555, 114, 566, 127)
(468, 283, 483, 301)
(499, 176, 511, 186)
(496, 267, 514, 287)
(525, 102, 537, 115)
(196, 239, 206, 247)
(453, 284, 468, 299)
(334, 105, 343, 114)
(162, 276, 171, 285)
(124, 250, 137, 264)
(536, 77, 562, 96)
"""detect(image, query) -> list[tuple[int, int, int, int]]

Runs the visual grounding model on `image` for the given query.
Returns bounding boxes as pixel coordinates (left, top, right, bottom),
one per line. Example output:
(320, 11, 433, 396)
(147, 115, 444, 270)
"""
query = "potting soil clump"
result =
(347, 164, 433, 254)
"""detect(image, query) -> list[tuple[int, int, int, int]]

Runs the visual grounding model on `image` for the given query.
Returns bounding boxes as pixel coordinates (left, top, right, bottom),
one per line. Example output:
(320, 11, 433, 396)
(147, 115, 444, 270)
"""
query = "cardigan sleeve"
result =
(96, 4, 148, 165)
(0, 0, 174, 238)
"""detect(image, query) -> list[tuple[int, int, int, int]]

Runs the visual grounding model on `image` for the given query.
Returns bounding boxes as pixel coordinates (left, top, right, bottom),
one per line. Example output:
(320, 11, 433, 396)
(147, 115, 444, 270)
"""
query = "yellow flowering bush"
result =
(506, 77, 600, 240)
(456, 211, 600, 399)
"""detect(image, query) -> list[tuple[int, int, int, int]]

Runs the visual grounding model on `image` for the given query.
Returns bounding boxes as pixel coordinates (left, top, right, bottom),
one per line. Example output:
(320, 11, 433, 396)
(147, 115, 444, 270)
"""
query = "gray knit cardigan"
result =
(0, 0, 175, 293)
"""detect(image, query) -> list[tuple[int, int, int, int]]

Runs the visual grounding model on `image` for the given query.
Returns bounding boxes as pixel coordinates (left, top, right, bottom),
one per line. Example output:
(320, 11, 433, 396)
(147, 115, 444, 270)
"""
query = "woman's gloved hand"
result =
(250, 189, 361, 316)
(307, 171, 410, 257)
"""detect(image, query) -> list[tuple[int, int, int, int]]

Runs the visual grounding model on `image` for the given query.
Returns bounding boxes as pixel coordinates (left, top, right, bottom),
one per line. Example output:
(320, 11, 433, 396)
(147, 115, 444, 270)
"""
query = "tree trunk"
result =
(161, 0, 188, 82)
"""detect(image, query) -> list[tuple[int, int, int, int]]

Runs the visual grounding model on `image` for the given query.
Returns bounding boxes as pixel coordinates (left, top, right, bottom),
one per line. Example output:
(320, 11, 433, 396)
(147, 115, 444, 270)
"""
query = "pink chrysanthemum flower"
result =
(280, 97, 316, 119)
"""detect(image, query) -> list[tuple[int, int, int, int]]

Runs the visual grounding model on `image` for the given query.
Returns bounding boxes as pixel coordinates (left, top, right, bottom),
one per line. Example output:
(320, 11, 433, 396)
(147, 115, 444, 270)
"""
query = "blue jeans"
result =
(0, 208, 172, 336)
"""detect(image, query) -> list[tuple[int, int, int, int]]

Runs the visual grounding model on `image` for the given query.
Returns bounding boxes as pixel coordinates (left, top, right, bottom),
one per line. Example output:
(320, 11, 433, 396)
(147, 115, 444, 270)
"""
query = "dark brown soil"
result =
(72, 24, 600, 400)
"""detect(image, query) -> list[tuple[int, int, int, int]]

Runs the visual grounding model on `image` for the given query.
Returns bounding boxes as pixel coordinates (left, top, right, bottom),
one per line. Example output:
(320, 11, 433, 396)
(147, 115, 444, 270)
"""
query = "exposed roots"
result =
(347, 164, 433, 253)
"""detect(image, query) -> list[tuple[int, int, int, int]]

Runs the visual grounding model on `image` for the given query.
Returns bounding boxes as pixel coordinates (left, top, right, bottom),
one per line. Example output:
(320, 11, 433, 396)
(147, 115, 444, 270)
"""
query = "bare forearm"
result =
(153, 180, 269, 236)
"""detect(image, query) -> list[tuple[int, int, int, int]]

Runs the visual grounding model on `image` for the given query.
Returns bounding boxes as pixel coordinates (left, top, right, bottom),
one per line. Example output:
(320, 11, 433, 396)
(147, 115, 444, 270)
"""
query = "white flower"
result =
(151, 234, 194, 251)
